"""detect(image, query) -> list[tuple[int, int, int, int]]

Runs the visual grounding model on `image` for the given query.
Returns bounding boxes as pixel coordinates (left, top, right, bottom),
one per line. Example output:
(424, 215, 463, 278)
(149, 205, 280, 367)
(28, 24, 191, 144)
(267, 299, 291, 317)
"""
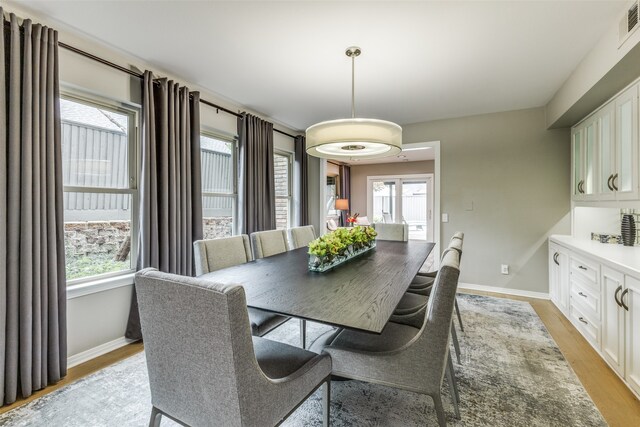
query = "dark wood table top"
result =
(200, 240, 435, 333)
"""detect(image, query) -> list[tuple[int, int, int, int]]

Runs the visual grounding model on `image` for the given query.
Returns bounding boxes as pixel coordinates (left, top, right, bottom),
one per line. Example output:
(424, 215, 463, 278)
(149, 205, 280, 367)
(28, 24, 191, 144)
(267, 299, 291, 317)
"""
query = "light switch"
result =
(442, 213, 449, 223)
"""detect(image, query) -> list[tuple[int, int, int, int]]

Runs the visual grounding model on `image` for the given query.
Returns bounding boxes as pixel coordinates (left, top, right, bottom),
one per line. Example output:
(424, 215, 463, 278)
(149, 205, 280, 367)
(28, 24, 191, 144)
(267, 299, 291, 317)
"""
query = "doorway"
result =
(366, 174, 434, 241)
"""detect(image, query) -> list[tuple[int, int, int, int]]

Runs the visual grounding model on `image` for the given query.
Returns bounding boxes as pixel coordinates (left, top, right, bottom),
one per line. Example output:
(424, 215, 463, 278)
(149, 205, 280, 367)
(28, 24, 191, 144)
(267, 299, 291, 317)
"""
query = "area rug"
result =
(0, 294, 607, 426)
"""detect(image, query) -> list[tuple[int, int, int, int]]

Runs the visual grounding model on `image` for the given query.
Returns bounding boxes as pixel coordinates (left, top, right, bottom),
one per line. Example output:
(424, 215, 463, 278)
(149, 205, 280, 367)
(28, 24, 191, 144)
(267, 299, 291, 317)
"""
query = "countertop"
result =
(550, 235, 640, 277)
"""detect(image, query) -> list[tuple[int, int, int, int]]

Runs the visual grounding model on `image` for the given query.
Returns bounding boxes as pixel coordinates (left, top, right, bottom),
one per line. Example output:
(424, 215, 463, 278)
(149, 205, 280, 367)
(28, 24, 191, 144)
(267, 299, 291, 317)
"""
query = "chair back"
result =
(288, 225, 316, 249)
(326, 218, 338, 231)
(382, 212, 393, 223)
(414, 250, 460, 384)
(193, 235, 253, 276)
(250, 229, 290, 259)
(373, 223, 409, 241)
(135, 268, 261, 426)
(355, 216, 370, 226)
(452, 231, 464, 241)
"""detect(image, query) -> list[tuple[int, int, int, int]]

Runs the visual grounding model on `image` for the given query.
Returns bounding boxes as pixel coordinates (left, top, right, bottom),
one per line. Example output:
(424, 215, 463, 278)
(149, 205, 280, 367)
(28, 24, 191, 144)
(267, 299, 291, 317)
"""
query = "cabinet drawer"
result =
(570, 254, 599, 288)
(570, 279, 600, 320)
(569, 302, 600, 349)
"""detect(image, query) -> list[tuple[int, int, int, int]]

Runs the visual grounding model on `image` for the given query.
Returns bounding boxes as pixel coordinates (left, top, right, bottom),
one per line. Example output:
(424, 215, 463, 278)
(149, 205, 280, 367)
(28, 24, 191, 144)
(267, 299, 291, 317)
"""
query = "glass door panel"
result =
(572, 130, 582, 198)
(371, 180, 397, 223)
(599, 109, 615, 196)
(584, 121, 596, 196)
(401, 180, 428, 240)
(618, 98, 634, 193)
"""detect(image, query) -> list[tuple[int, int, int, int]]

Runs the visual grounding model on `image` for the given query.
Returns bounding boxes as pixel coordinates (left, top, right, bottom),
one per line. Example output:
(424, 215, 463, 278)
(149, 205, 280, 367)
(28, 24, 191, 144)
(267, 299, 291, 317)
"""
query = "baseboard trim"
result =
(459, 282, 550, 300)
(68, 336, 135, 368)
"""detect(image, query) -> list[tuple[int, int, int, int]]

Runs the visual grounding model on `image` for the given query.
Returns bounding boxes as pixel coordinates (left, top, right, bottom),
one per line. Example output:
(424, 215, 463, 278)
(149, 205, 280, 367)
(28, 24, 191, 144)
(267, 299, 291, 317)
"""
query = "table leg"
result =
(300, 319, 307, 348)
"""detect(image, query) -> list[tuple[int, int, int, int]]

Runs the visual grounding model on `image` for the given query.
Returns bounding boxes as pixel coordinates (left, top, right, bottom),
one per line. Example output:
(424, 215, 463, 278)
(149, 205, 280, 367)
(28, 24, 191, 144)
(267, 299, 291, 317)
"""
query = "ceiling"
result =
(16, 0, 626, 133)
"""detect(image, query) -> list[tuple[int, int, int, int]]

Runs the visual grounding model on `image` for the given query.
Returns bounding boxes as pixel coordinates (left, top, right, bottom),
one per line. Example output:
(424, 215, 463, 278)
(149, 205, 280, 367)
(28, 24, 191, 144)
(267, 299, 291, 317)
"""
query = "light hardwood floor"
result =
(0, 292, 639, 426)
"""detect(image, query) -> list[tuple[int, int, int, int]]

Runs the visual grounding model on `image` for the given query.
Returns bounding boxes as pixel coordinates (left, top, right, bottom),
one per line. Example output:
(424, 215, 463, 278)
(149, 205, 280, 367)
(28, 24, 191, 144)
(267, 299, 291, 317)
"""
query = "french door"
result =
(366, 174, 434, 241)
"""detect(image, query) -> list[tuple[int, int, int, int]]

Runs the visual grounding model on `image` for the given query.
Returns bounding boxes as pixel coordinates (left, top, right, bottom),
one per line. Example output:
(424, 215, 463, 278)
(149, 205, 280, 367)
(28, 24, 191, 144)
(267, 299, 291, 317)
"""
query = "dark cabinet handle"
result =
(553, 252, 559, 265)
(621, 288, 630, 311)
(607, 174, 614, 191)
(579, 181, 585, 194)
(615, 285, 623, 307)
(578, 317, 588, 325)
(578, 292, 587, 298)
(612, 173, 619, 191)
(578, 265, 587, 271)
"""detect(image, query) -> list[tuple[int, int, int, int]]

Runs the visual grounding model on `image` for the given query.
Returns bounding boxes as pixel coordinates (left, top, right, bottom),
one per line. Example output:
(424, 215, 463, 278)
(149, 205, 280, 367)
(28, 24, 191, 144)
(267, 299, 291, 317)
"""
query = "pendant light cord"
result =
(351, 54, 356, 118)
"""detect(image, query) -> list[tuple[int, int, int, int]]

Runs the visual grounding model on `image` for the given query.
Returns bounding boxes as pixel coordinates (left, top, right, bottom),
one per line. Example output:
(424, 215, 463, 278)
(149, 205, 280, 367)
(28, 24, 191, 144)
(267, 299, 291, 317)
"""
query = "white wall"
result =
(403, 108, 571, 295)
(4, 2, 301, 361)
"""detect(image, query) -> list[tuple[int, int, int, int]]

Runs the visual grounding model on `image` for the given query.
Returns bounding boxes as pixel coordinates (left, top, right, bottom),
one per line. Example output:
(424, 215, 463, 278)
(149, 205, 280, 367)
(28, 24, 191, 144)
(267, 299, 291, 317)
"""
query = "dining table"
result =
(200, 239, 435, 343)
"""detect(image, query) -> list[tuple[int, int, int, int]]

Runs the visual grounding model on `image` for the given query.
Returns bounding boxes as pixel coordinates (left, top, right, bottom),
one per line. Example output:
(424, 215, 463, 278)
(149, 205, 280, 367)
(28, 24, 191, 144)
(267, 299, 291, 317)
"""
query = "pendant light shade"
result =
(306, 118, 402, 159)
(306, 47, 402, 160)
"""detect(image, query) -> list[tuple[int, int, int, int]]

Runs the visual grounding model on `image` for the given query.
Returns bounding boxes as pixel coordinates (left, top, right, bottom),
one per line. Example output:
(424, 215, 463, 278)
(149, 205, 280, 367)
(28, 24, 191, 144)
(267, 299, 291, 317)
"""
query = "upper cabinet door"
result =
(597, 103, 616, 200)
(615, 84, 639, 200)
(572, 127, 584, 201)
(582, 118, 598, 200)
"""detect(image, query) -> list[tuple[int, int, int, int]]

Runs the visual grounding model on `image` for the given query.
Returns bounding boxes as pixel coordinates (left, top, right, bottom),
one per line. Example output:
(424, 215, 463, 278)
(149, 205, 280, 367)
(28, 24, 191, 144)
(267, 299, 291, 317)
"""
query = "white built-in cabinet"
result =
(549, 243, 569, 313)
(571, 83, 639, 202)
(549, 237, 640, 397)
(601, 269, 640, 396)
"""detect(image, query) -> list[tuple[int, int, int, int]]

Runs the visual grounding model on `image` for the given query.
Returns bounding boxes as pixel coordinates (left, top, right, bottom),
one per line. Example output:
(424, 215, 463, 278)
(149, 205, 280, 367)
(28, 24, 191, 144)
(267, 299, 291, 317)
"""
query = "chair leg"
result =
(148, 406, 162, 427)
(323, 379, 331, 427)
(446, 354, 461, 419)
(455, 297, 464, 332)
(300, 319, 307, 349)
(431, 393, 447, 427)
(450, 323, 461, 364)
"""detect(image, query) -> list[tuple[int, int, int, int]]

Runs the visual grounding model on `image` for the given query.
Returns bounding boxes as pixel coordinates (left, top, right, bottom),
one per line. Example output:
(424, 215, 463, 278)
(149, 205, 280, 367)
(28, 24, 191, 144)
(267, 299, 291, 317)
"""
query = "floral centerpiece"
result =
(346, 212, 359, 226)
(308, 225, 377, 272)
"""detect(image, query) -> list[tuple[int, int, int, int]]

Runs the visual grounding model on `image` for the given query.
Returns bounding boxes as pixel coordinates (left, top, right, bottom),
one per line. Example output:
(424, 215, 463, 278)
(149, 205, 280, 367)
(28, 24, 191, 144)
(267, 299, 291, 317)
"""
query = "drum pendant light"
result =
(306, 47, 402, 160)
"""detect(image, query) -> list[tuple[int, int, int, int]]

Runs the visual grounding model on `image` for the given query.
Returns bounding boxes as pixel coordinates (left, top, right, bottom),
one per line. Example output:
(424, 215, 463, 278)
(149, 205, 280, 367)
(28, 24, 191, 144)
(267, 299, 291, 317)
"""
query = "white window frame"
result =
(61, 89, 140, 294)
(200, 130, 238, 236)
(274, 149, 294, 229)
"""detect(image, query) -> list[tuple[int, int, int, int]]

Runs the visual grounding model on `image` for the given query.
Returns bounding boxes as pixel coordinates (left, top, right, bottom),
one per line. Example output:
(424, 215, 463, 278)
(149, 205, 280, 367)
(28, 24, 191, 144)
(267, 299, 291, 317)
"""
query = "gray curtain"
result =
(294, 135, 309, 226)
(238, 113, 275, 234)
(1, 12, 67, 405)
(125, 71, 203, 340)
(339, 165, 351, 225)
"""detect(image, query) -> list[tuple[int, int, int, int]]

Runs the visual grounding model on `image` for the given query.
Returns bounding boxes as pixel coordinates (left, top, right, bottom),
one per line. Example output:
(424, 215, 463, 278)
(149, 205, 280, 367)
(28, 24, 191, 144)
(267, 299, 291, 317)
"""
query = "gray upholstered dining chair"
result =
(250, 229, 291, 259)
(415, 234, 465, 332)
(310, 249, 462, 426)
(288, 225, 317, 249)
(193, 235, 289, 337)
(136, 268, 332, 427)
(373, 222, 409, 241)
(391, 246, 463, 364)
(250, 228, 308, 348)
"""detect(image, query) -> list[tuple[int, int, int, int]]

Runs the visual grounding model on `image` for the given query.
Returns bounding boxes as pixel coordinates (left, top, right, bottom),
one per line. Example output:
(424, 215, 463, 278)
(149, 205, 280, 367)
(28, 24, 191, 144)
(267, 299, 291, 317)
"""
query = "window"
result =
(326, 175, 338, 217)
(60, 95, 138, 283)
(201, 133, 237, 238)
(274, 151, 292, 229)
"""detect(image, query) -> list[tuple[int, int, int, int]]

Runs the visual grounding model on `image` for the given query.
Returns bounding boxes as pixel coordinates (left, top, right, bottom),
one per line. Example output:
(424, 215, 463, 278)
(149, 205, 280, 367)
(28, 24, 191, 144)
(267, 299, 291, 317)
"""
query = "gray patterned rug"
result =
(0, 294, 606, 426)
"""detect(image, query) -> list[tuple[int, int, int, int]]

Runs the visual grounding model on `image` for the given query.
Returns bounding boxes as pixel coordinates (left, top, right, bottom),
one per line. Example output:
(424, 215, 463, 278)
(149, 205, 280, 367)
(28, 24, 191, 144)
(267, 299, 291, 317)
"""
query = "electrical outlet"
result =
(501, 264, 509, 275)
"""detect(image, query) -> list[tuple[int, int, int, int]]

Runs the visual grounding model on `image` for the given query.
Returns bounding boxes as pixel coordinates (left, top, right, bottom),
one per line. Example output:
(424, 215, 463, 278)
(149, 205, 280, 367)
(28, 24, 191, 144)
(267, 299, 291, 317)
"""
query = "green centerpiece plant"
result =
(308, 225, 377, 272)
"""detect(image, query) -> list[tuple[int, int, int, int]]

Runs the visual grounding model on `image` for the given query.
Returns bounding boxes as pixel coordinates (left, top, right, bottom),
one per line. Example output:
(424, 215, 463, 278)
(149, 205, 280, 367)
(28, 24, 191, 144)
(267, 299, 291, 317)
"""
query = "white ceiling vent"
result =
(619, 1, 640, 45)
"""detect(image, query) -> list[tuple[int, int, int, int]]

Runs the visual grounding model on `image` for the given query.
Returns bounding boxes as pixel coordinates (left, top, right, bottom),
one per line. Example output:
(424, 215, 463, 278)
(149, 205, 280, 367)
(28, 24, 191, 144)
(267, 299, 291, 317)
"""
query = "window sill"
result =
(67, 272, 135, 299)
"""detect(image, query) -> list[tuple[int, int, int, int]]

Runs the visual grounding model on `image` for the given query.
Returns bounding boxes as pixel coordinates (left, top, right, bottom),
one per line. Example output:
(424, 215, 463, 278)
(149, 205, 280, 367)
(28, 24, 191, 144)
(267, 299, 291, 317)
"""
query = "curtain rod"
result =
(60, 41, 298, 139)
(2, 20, 298, 140)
